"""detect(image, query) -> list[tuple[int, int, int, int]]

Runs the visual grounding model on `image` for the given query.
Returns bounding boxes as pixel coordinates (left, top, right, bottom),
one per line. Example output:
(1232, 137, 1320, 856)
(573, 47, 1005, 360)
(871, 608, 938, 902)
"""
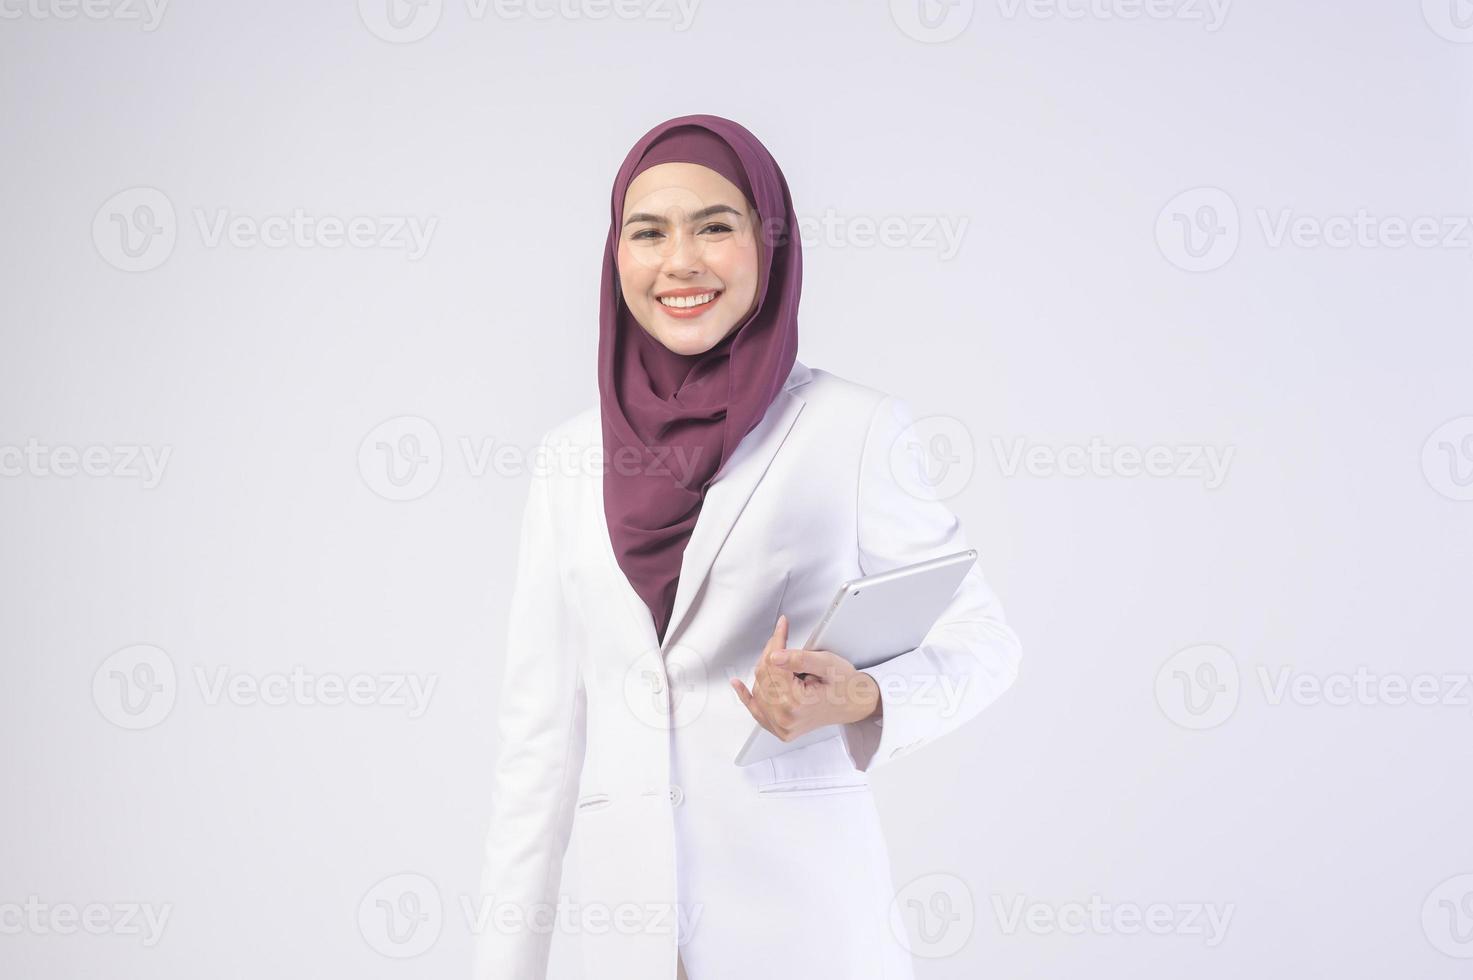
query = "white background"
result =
(2, 1, 1471, 977)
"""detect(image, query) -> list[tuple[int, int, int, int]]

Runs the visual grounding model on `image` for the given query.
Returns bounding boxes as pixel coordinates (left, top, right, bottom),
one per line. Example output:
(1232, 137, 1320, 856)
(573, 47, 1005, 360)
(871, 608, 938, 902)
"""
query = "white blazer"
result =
(474, 359, 1022, 980)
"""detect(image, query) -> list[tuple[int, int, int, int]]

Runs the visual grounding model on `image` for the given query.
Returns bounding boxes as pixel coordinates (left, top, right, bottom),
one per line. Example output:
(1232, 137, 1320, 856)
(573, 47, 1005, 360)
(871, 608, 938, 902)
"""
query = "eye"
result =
(700, 223, 734, 235)
(630, 228, 664, 241)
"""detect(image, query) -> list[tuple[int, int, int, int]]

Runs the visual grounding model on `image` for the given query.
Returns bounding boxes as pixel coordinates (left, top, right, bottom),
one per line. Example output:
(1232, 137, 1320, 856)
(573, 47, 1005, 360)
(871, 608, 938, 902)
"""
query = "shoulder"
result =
(515, 408, 598, 504)
(794, 365, 905, 436)
(537, 405, 599, 450)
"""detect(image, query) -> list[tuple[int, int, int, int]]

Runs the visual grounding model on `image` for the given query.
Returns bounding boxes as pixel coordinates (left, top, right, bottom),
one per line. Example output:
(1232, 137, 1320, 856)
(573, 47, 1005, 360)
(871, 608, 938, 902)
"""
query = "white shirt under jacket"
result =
(474, 358, 1022, 980)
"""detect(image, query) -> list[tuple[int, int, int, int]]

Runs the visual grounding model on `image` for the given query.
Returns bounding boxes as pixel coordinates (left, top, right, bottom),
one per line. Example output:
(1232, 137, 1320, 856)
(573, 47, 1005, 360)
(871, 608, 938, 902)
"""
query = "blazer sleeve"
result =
(839, 394, 1022, 773)
(473, 440, 587, 980)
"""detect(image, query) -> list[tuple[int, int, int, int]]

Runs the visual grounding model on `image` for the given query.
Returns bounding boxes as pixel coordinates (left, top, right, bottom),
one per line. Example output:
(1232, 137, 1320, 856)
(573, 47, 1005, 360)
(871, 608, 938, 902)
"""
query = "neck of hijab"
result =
(598, 114, 801, 645)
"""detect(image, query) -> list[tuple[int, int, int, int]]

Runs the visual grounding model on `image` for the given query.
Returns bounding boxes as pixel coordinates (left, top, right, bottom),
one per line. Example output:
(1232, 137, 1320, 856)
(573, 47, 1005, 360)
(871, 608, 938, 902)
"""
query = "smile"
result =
(657, 290, 722, 317)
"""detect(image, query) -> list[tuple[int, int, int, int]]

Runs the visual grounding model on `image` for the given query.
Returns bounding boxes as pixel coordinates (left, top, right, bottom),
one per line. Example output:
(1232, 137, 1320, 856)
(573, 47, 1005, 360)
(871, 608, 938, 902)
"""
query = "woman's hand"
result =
(730, 614, 881, 742)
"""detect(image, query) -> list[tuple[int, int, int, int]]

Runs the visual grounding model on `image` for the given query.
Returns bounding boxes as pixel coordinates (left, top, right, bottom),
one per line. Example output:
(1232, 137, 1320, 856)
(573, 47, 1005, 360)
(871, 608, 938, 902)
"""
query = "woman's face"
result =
(617, 162, 763, 357)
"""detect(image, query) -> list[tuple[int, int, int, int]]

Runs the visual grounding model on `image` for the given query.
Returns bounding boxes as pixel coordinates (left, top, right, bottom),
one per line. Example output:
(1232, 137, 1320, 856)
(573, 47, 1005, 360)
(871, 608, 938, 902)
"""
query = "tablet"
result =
(733, 548, 977, 767)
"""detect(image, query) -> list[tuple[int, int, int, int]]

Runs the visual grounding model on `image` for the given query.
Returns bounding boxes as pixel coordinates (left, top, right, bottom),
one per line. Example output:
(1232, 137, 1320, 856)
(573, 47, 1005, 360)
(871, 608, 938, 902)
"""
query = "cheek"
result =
(615, 247, 647, 300)
(712, 242, 761, 294)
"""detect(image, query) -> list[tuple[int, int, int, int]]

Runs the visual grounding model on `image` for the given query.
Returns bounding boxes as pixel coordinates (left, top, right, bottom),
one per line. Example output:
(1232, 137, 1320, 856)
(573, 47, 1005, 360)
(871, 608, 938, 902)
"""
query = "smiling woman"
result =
(473, 114, 1022, 980)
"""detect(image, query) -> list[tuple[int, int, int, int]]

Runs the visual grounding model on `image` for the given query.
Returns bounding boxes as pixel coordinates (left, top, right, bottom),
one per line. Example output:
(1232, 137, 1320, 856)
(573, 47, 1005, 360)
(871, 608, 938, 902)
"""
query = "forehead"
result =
(624, 162, 748, 215)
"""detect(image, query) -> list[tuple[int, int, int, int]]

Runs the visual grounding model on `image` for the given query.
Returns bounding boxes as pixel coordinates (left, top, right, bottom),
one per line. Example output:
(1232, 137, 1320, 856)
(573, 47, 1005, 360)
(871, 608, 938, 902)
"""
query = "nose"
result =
(659, 224, 707, 278)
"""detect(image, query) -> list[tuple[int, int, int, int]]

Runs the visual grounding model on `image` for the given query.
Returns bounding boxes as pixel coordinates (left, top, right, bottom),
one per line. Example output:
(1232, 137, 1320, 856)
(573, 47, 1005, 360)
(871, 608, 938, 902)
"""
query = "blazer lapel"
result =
(592, 359, 812, 655)
(661, 380, 806, 652)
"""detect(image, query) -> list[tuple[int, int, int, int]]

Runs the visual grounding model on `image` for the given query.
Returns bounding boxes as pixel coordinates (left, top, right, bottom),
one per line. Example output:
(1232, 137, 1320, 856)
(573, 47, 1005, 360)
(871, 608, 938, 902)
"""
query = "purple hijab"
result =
(598, 114, 801, 644)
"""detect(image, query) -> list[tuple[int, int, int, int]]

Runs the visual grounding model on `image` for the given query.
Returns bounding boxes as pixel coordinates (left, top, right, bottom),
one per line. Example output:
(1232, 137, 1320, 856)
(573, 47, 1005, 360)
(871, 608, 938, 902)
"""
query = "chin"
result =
(641, 318, 734, 357)
(659, 332, 722, 356)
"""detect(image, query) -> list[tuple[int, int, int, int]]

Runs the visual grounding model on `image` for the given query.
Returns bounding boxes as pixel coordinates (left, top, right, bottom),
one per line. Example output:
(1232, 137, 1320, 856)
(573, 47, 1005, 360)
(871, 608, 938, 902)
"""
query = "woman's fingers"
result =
(734, 615, 852, 741)
(731, 677, 779, 735)
(764, 614, 800, 675)
(767, 614, 788, 659)
(796, 648, 850, 683)
(738, 617, 794, 738)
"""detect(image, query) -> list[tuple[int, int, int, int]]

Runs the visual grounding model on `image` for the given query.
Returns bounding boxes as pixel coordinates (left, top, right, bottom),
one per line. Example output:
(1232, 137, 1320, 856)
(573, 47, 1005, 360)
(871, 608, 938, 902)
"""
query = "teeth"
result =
(659, 291, 718, 309)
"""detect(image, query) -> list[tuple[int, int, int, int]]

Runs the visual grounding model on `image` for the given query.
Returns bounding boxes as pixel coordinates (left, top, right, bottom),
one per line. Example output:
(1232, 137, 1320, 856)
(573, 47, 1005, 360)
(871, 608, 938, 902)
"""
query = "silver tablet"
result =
(734, 548, 978, 767)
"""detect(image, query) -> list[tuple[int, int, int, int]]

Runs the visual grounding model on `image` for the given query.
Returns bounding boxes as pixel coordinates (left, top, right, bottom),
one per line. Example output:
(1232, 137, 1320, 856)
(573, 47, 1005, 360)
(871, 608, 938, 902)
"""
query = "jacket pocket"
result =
(756, 774, 872, 798)
(575, 792, 613, 814)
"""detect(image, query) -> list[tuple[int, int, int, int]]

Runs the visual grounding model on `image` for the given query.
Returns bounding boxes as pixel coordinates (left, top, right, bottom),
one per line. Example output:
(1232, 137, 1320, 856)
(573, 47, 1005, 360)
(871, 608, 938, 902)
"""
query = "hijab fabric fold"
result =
(598, 114, 801, 644)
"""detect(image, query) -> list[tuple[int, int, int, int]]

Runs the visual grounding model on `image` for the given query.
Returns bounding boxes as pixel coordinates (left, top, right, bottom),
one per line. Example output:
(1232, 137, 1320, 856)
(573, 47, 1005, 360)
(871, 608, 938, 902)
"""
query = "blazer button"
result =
(669, 785, 685, 806)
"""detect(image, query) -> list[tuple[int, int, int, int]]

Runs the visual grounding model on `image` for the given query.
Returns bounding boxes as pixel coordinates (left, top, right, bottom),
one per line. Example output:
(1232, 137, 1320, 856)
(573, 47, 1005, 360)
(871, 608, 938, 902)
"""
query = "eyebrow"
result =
(623, 204, 744, 228)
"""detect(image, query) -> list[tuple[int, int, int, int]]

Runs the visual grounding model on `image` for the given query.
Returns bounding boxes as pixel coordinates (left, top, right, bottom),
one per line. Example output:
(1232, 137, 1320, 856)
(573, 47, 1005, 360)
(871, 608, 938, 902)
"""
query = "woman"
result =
(474, 114, 1022, 980)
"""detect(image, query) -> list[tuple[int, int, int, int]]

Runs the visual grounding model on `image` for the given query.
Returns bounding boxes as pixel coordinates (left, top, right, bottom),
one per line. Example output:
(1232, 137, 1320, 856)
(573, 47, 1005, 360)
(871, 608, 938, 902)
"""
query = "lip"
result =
(655, 288, 723, 319)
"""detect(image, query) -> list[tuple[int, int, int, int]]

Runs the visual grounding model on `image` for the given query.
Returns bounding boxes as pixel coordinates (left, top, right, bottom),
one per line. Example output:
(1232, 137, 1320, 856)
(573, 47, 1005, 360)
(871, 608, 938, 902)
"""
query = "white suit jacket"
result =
(474, 359, 1022, 980)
